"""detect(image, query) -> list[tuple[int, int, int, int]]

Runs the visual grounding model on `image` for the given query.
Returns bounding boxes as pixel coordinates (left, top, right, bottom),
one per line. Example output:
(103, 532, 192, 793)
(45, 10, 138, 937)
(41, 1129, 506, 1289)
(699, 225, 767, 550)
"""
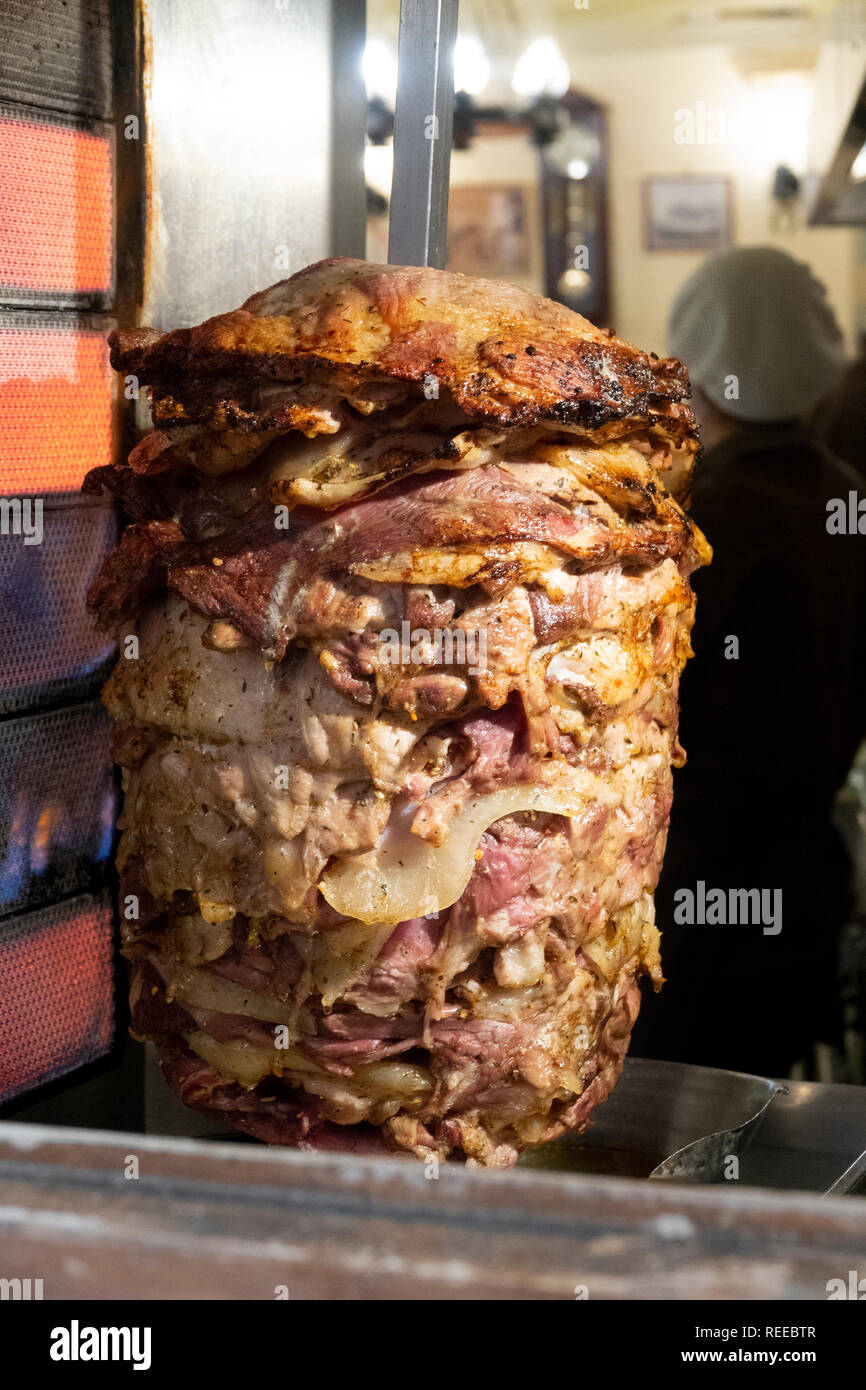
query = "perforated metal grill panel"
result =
(0, 0, 128, 1107)
(0, 316, 115, 494)
(0, 701, 116, 918)
(0, 501, 117, 715)
(0, 107, 114, 306)
(0, 892, 114, 1103)
(0, 0, 113, 119)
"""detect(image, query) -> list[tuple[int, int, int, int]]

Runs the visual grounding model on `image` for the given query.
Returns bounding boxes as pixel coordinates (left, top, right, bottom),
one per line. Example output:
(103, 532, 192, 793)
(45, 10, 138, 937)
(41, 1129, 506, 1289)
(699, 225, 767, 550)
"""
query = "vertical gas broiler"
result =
(0, 0, 365, 1128)
(1, 0, 865, 1305)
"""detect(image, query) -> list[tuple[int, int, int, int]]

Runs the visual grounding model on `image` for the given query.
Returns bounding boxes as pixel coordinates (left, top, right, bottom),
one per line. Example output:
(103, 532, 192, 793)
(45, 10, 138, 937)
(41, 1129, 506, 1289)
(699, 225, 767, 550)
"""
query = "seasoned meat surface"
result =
(88, 259, 709, 1165)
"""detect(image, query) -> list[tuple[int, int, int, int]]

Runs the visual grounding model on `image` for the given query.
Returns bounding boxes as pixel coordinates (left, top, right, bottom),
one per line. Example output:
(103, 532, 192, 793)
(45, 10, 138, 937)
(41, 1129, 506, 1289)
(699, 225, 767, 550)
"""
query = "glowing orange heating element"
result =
(0, 327, 114, 493)
(0, 900, 114, 1100)
(0, 117, 113, 294)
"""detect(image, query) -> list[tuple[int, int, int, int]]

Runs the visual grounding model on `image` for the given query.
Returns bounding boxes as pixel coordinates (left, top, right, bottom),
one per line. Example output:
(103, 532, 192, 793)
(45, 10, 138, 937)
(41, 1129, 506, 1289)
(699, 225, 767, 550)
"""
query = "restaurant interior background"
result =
(364, 0, 866, 1083)
(367, 0, 866, 355)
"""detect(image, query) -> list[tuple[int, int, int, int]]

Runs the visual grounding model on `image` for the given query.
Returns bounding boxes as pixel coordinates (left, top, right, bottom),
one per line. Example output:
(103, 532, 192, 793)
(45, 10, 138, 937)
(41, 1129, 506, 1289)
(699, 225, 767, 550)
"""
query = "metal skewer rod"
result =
(387, 0, 459, 269)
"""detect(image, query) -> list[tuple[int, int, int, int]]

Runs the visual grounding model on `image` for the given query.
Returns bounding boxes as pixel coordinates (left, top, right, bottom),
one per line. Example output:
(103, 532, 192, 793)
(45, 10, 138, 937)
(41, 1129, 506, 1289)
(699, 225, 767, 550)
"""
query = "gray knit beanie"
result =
(668, 246, 845, 422)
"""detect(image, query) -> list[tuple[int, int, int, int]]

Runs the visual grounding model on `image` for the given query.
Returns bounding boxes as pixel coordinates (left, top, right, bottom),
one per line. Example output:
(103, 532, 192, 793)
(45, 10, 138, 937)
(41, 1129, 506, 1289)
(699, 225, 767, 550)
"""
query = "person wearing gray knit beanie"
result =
(630, 246, 866, 1078)
(668, 245, 845, 428)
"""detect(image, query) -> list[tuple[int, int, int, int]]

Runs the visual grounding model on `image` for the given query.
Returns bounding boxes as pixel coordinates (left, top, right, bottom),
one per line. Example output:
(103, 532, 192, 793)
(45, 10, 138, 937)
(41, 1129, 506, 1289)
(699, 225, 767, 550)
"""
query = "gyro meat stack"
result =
(86, 258, 709, 1165)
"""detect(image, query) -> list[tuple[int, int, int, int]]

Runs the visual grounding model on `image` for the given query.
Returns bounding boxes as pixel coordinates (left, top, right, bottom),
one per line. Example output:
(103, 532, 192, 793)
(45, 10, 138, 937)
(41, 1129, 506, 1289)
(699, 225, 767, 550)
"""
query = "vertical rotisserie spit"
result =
(86, 259, 709, 1164)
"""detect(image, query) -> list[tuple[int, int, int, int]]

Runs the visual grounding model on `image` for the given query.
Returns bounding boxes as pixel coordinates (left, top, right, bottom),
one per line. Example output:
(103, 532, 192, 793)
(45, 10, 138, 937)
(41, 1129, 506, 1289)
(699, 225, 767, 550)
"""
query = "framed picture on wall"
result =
(642, 176, 733, 252)
(446, 185, 536, 280)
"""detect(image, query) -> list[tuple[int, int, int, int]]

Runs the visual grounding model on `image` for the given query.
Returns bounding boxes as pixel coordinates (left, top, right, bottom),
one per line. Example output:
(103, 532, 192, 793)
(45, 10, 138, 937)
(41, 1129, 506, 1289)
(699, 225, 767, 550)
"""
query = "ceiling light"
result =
(454, 35, 490, 96)
(512, 37, 570, 99)
(362, 38, 398, 104)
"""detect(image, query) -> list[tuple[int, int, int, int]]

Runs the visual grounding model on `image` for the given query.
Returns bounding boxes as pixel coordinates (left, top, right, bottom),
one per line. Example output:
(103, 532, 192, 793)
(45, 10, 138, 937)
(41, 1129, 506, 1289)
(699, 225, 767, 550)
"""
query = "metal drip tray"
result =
(519, 1057, 783, 1182)
(516, 1057, 866, 1194)
(138, 1046, 866, 1193)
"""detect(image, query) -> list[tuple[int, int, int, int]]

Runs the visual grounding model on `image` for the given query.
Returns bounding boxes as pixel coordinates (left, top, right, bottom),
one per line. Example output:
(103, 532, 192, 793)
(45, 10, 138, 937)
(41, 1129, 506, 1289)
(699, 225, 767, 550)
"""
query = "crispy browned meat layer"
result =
(109, 258, 690, 432)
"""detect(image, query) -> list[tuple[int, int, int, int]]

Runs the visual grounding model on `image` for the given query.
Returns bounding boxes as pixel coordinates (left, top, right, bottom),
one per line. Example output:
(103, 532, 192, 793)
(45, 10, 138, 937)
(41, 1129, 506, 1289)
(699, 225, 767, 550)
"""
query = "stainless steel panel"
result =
(330, 0, 368, 260)
(142, 0, 366, 328)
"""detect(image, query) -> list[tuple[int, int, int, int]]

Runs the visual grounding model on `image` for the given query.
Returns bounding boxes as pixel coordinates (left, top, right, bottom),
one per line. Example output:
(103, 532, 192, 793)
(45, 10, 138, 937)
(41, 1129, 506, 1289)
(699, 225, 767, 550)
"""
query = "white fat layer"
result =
(319, 774, 620, 926)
